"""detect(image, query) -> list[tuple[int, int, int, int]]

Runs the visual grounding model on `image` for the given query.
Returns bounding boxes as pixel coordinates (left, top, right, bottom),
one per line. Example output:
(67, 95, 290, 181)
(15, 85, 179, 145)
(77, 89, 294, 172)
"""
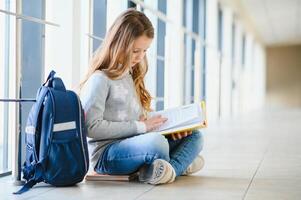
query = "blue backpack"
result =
(15, 71, 89, 194)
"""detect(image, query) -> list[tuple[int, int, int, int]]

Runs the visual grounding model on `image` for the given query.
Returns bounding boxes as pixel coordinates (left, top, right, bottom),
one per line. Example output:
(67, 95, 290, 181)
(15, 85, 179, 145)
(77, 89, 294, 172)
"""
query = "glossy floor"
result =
(1, 107, 301, 200)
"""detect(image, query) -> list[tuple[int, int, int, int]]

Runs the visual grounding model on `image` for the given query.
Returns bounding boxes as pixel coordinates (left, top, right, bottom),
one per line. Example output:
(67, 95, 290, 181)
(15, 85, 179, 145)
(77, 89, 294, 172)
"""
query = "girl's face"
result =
(131, 35, 153, 67)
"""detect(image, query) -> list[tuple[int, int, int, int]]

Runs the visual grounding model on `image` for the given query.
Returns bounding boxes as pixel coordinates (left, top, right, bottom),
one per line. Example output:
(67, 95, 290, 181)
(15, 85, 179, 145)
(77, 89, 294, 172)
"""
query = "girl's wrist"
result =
(135, 121, 147, 133)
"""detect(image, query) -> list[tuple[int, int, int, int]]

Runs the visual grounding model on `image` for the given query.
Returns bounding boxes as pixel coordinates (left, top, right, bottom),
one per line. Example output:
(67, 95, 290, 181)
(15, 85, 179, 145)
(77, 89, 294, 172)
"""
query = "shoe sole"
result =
(139, 159, 171, 184)
(183, 156, 205, 175)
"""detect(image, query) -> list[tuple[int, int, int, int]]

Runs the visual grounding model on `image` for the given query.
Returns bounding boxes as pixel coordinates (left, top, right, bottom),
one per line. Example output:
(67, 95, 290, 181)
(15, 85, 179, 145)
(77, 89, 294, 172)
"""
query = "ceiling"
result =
(241, 0, 301, 46)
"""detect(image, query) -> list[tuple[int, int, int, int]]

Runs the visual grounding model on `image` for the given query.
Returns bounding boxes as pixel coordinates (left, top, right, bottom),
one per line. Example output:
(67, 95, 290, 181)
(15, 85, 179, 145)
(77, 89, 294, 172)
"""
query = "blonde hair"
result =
(80, 9, 154, 112)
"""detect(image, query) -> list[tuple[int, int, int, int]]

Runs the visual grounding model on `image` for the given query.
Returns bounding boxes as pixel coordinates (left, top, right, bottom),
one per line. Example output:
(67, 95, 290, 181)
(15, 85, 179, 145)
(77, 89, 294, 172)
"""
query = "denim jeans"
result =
(95, 130, 204, 176)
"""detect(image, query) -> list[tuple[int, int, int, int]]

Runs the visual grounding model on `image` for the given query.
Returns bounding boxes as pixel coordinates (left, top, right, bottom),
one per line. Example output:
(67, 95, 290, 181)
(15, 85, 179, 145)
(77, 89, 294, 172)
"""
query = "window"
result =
(156, 0, 166, 111)
(217, 4, 223, 52)
(0, 0, 59, 178)
(183, 0, 194, 104)
(191, 0, 199, 103)
(230, 20, 236, 114)
(21, 0, 46, 157)
(128, 1, 137, 9)
(199, 0, 206, 100)
(231, 21, 236, 61)
(241, 33, 246, 67)
(20, 0, 45, 167)
(93, 0, 107, 51)
(183, 0, 206, 103)
(217, 4, 223, 117)
(0, 0, 16, 176)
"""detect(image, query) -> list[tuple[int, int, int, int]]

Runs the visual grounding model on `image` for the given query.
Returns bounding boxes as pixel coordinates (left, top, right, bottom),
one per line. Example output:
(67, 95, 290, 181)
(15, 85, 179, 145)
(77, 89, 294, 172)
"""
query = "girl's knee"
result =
(144, 132, 169, 160)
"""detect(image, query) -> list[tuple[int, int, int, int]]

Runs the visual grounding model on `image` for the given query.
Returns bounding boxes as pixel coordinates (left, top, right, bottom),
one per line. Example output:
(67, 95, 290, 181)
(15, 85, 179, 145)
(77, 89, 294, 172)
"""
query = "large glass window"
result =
(199, 0, 206, 100)
(242, 33, 246, 68)
(231, 21, 236, 62)
(0, 0, 17, 176)
(20, 1, 45, 167)
(156, 0, 166, 111)
(1, 0, 57, 178)
(93, 0, 107, 52)
(183, 0, 206, 103)
(230, 20, 236, 114)
(183, 0, 194, 104)
(128, 0, 137, 9)
(217, 4, 223, 117)
(217, 5, 223, 52)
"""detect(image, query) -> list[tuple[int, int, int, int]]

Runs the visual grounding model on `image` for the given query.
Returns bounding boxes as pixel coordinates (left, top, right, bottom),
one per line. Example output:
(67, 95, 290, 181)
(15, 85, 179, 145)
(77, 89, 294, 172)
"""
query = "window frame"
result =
(0, 0, 58, 179)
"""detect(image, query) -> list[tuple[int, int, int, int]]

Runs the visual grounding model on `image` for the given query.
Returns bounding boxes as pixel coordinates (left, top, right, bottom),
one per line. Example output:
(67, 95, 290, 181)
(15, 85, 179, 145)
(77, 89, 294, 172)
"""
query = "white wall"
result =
(106, 0, 128, 30)
(206, 0, 220, 121)
(220, 6, 233, 118)
(79, 0, 91, 81)
(165, 0, 185, 108)
(266, 45, 301, 108)
(45, 0, 90, 89)
(45, 0, 73, 88)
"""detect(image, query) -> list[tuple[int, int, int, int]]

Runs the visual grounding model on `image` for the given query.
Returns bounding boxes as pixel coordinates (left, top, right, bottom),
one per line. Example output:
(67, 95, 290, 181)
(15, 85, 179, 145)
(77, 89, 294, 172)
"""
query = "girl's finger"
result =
(153, 117, 165, 123)
(176, 132, 182, 140)
(154, 121, 164, 128)
(139, 115, 146, 121)
(171, 134, 176, 140)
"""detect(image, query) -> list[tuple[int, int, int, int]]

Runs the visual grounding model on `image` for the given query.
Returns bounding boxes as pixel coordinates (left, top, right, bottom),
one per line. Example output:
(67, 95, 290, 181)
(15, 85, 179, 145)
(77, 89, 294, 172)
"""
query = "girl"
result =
(80, 9, 204, 185)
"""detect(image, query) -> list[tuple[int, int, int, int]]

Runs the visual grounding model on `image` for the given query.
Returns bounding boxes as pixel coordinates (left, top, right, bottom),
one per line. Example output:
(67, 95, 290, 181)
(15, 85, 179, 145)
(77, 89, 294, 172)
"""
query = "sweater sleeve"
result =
(80, 73, 144, 140)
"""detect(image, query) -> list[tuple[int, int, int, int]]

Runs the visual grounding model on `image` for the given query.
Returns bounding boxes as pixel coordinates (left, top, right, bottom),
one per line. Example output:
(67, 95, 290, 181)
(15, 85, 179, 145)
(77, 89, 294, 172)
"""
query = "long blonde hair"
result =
(80, 9, 154, 112)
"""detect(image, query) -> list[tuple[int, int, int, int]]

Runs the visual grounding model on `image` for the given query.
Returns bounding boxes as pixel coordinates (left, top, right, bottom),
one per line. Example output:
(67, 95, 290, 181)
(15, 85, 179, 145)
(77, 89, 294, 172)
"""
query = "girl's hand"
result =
(170, 130, 192, 140)
(139, 115, 168, 132)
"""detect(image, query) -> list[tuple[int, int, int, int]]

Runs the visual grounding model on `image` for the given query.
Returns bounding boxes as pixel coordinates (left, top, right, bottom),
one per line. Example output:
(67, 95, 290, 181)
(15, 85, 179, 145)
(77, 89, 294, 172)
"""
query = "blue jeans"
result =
(95, 130, 204, 176)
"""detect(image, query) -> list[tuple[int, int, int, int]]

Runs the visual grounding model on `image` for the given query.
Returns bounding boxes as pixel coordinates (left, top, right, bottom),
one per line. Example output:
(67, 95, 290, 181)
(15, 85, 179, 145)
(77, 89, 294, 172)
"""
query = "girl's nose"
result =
(137, 52, 145, 60)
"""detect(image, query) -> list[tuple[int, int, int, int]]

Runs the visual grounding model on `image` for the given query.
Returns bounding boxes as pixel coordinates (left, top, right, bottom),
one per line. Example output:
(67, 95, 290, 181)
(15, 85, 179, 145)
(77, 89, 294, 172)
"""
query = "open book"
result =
(147, 101, 207, 135)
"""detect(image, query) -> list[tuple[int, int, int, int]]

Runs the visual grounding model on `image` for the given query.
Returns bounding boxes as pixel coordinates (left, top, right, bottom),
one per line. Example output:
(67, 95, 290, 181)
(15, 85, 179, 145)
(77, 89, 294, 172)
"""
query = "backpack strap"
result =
(42, 70, 66, 91)
(16, 88, 50, 195)
(43, 70, 56, 86)
(27, 87, 49, 159)
(50, 78, 66, 91)
(14, 162, 45, 194)
(13, 179, 36, 194)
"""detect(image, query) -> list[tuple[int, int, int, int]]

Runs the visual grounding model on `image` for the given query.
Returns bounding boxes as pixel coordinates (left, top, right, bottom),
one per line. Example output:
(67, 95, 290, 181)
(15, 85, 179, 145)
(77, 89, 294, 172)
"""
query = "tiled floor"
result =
(1, 107, 301, 200)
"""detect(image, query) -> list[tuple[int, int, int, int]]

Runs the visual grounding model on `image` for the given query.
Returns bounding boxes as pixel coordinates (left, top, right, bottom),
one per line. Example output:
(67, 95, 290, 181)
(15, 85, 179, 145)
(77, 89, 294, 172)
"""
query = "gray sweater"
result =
(80, 70, 146, 168)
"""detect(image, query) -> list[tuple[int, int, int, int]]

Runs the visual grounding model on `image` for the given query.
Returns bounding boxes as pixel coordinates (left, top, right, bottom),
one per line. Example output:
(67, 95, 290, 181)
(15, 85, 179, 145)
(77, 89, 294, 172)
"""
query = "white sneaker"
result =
(139, 159, 176, 185)
(182, 155, 205, 175)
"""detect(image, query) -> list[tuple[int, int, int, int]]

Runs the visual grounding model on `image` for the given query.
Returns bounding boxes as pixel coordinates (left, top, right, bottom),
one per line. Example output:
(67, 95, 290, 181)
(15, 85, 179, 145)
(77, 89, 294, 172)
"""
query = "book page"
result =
(148, 103, 202, 132)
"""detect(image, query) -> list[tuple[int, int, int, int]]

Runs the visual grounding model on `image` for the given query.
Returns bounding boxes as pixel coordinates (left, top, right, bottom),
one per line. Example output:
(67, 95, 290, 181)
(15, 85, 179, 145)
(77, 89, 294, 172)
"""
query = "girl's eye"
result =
(133, 50, 147, 53)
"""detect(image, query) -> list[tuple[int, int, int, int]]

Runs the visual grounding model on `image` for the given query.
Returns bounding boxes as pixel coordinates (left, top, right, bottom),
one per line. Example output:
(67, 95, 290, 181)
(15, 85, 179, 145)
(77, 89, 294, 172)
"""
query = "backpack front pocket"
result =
(45, 137, 86, 186)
